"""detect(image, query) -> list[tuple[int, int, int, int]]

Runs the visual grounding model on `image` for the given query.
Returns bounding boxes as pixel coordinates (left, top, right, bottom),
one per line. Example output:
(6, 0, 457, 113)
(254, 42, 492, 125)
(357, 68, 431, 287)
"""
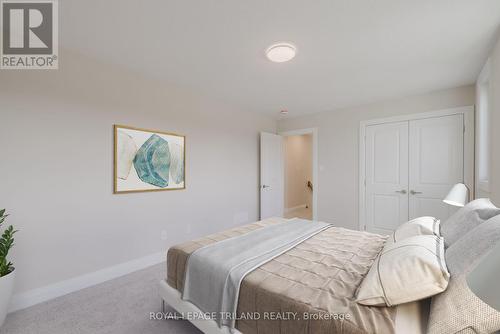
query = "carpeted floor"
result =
(0, 263, 201, 334)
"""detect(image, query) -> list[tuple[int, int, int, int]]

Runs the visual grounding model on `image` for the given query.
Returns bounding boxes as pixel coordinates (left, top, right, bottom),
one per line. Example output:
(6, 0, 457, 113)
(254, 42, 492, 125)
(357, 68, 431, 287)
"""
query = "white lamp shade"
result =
(443, 183, 469, 207)
(467, 242, 500, 311)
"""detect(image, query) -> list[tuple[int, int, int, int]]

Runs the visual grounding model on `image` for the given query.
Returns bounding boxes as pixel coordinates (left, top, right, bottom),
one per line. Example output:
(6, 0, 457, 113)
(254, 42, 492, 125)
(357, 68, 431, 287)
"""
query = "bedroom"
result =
(1, 1, 500, 333)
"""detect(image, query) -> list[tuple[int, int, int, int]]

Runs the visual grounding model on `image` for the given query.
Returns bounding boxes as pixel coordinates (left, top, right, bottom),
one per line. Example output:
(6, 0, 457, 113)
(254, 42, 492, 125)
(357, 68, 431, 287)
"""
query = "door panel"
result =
(260, 132, 284, 219)
(409, 114, 464, 221)
(365, 122, 409, 234)
(373, 195, 403, 230)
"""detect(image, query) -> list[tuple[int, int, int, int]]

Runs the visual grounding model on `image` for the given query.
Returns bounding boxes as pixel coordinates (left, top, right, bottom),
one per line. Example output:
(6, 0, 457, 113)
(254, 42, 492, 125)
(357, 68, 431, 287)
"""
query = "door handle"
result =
(262, 185, 270, 189)
(395, 190, 407, 194)
(410, 190, 422, 195)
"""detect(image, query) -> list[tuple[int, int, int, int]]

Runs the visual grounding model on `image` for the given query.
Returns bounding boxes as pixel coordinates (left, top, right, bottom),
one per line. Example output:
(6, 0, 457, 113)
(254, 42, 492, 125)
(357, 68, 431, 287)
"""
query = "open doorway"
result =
(259, 128, 317, 221)
(281, 130, 316, 220)
(280, 129, 317, 220)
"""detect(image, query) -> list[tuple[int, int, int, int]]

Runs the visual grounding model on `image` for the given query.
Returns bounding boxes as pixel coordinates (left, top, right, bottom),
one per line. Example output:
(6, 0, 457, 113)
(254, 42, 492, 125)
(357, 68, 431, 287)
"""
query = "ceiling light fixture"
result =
(280, 110, 289, 115)
(266, 42, 297, 63)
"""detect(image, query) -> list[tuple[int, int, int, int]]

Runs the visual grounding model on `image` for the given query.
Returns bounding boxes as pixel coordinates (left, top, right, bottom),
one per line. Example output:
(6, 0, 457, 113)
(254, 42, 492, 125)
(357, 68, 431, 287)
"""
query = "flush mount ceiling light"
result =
(280, 109, 289, 115)
(266, 42, 297, 63)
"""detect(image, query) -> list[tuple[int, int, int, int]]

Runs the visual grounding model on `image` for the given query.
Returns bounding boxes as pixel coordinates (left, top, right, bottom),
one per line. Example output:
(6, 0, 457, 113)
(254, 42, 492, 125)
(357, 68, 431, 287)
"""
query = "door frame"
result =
(279, 128, 318, 221)
(358, 106, 475, 231)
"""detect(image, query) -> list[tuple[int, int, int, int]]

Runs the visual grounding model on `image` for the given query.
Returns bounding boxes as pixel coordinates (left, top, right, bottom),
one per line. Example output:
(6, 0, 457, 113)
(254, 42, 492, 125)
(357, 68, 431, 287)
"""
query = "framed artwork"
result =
(114, 125, 185, 193)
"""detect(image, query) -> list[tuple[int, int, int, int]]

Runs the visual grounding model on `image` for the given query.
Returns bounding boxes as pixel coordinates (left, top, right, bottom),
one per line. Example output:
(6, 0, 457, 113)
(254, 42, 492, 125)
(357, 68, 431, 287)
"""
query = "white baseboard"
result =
(9, 251, 165, 313)
(285, 204, 307, 213)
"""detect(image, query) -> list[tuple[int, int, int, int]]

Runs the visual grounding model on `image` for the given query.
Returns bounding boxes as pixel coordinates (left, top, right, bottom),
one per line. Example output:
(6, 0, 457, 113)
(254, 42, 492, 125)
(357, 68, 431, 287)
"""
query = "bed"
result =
(160, 217, 429, 334)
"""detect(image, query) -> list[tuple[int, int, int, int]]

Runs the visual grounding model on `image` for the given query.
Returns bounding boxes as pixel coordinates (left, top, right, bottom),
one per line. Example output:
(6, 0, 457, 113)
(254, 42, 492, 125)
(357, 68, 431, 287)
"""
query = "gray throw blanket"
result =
(181, 218, 332, 329)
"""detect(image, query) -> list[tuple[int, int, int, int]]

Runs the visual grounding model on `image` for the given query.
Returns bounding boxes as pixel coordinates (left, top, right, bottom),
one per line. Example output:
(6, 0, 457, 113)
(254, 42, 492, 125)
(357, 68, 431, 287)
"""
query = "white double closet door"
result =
(365, 114, 464, 234)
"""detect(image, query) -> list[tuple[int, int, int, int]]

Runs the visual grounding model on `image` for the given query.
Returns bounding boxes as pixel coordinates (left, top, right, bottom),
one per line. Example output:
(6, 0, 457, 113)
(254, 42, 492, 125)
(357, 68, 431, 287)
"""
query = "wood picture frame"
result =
(114, 124, 186, 194)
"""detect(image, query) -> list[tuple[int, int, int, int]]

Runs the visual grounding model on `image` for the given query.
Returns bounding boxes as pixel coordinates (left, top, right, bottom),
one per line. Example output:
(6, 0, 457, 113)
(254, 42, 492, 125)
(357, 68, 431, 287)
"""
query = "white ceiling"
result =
(62, 0, 500, 118)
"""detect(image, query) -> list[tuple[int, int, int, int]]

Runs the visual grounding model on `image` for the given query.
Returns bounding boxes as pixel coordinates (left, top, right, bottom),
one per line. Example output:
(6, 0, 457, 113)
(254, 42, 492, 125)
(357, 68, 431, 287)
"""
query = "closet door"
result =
(409, 114, 464, 221)
(365, 122, 409, 234)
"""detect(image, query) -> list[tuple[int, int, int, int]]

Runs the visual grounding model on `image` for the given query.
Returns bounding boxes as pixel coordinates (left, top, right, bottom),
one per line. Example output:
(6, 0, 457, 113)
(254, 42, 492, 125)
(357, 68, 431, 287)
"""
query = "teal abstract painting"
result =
(114, 125, 185, 193)
(133, 134, 171, 188)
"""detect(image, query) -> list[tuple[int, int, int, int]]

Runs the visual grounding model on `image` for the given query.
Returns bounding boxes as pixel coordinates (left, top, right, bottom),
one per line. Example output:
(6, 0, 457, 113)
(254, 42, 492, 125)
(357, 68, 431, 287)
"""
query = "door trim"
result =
(279, 128, 318, 221)
(358, 106, 475, 231)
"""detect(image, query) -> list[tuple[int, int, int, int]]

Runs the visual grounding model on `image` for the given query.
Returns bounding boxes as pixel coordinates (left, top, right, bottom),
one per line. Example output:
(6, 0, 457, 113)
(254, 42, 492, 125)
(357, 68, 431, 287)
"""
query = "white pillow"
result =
(387, 216, 440, 245)
(356, 235, 450, 307)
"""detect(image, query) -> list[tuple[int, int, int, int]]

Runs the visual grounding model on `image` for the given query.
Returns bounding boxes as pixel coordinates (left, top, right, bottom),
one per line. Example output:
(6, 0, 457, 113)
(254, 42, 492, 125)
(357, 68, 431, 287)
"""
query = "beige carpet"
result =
(0, 263, 201, 334)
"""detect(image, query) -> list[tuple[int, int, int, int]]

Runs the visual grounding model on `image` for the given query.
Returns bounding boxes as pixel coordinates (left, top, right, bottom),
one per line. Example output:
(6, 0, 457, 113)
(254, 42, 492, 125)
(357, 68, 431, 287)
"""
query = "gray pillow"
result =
(440, 198, 500, 248)
(427, 215, 500, 334)
(446, 215, 500, 274)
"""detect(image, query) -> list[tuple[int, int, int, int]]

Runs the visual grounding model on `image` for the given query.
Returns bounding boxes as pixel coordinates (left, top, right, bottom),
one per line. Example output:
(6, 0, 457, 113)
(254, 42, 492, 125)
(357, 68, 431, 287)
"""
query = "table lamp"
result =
(443, 183, 469, 207)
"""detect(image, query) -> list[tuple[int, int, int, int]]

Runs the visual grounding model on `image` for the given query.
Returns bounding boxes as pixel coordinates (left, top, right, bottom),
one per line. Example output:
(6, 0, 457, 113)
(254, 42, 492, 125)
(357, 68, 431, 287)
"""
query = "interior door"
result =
(409, 114, 464, 221)
(365, 122, 409, 234)
(260, 132, 284, 219)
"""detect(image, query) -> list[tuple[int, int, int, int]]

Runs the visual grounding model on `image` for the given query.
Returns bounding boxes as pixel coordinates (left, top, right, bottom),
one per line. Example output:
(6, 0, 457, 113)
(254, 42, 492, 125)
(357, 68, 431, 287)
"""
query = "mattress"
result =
(167, 218, 425, 334)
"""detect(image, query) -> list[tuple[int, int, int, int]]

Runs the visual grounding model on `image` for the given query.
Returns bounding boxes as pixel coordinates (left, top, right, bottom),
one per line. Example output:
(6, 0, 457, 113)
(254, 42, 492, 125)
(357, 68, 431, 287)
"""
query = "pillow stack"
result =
(427, 200, 500, 334)
(356, 198, 500, 316)
(356, 216, 448, 307)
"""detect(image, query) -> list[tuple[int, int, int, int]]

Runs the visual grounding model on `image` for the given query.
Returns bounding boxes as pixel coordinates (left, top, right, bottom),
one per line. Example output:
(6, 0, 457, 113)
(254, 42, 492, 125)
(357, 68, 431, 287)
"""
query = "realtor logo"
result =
(1, 0, 58, 69)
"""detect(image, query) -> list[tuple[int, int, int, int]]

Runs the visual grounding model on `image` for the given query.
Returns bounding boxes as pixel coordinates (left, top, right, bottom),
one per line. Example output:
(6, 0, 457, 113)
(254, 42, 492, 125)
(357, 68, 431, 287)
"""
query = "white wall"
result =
(488, 35, 500, 206)
(278, 86, 475, 230)
(284, 135, 312, 209)
(0, 50, 276, 297)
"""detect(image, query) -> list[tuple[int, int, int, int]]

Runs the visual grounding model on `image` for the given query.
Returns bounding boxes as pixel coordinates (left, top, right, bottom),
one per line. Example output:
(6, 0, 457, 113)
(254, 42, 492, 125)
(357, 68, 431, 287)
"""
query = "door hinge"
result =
(463, 124, 466, 133)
